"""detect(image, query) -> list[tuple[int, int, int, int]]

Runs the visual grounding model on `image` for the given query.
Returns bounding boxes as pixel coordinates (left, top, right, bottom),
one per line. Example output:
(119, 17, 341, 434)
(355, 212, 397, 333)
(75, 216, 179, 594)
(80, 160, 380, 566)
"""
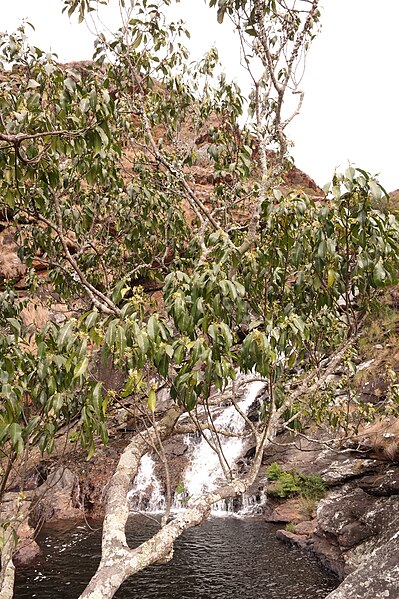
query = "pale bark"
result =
(0, 494, 29, 599)
(79, 401, 270, 599)
(0, 532, 16, 599)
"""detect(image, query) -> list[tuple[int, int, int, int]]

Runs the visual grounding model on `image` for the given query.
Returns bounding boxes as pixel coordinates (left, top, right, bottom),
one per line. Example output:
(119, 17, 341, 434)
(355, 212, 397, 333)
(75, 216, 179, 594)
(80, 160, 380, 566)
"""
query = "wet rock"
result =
(276, 528, 310, 549)
(160, 437, 190, 491)
(166, 439, 188, 457)
(247, 398, 261, 422)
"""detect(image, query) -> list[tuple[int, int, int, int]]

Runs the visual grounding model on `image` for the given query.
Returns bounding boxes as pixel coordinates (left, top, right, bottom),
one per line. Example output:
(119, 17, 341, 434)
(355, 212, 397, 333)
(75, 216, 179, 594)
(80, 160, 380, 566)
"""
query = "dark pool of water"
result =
(15, 516, 338, 599)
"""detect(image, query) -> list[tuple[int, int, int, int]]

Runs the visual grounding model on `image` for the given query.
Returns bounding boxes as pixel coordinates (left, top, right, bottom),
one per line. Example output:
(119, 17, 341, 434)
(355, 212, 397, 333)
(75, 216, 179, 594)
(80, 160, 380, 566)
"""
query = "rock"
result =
(325, 374, 342, 385)
(247, 398, 261, 422)
(32, 467, 82, 523)
(264, 498, 309, 524)
(0, 228, 26, 282)
(358, 468, 399, 496)
(276, 529, 310, 549)
(316, 488, 377, 550)
(21, 302, 50, 330)
(352, 419, 399, 462)
(0, 492, 42, 566)
(358, 375, 388, 405)
(166, 439, 188, 457)
(320, 459, 380, 486)
(314, 486, 399, 581)
(295, 519, 317, 535)
(50, 311, 67, 324)
(13, 519, 42, 566)
(357, 359, 376, 371)
(325, 531, 399, 599)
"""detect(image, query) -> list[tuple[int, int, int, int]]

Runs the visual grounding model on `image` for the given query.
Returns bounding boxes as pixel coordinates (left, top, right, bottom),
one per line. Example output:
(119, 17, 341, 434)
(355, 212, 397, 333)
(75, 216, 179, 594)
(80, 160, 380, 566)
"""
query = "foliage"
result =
(266, 463, 326, 500)
(0, 291, 107, 468)
(285, 521, 297, 533)
(0, 0, 395, 508)
(0, 1, 397, 488)
(1, 1, 399, 597)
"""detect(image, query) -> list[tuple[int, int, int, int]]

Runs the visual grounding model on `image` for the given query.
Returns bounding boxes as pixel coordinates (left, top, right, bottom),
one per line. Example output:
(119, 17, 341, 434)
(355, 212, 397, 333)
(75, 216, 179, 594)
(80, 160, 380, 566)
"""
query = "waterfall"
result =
(127, 453, 165, 513)
(128, 379, 267, 516)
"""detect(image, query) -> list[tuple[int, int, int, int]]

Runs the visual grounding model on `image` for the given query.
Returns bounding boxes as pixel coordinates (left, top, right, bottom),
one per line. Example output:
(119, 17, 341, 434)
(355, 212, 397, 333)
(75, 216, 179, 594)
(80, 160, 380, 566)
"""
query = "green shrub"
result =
(266, 462, 283, 481)
(266, 462, 326, 501)
(298, 473, 327, 501)
(285, 522, 297, 533)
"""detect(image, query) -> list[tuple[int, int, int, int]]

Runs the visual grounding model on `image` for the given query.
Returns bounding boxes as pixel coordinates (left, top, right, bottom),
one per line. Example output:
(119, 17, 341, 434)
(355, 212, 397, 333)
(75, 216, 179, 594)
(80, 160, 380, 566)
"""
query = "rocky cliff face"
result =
(261, 421, 399, 599)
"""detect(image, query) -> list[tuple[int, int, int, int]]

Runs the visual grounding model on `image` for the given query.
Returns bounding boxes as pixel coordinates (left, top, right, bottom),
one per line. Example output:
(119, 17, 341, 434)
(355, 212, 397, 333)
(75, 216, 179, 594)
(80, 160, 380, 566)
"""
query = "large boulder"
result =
(314, 486, 399, 596)
(325, 529, 399, 599)
(32, 467, 83, 523)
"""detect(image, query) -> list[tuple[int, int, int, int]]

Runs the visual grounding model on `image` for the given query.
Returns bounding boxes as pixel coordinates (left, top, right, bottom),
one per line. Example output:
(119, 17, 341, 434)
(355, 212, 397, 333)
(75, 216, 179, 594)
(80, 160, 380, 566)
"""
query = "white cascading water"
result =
(177, 379, 265, 513)
(128, 379, 267, 515)
(127, 453, 165, 513)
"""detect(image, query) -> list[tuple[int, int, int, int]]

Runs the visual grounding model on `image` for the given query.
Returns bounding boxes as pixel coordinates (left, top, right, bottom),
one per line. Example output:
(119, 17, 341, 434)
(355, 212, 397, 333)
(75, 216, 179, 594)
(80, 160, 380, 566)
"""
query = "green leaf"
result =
(85, 311, 99, 330)
(57, 321, 74, 347)
(369, 179, 382, 201)
(373, 261, 386, 286)
(6, 318, 21, 336)
(131, 33, 143, 50)
(9, 423, 23, 453)
(317, 240, 327, 259)
(327, 269, 335, 288)
(148, 387, 157, 413)
(74, 357, 89, 379)
(147, 315, 159, 341)
(175, 482, 185, 495)
(92, 382, 103, 408)
(64, 77, 76, 93)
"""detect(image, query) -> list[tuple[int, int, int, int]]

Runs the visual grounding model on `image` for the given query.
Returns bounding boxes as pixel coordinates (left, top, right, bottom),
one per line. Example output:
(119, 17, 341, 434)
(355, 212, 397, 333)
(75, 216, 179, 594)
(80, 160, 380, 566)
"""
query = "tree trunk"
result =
(0, 533, 16, 599)
(79, 382, 273, 599)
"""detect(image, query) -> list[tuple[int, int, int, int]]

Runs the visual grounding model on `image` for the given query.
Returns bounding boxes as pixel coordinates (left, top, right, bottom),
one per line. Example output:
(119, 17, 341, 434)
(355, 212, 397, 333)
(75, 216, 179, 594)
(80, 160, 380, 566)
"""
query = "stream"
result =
(15, 516, 338, 598)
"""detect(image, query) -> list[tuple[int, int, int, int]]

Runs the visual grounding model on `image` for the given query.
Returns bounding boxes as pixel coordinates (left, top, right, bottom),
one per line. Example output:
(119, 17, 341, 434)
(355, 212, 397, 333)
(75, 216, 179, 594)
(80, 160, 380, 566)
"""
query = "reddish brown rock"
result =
(264, 498, 310, 524)
(13, 519, 42, 566)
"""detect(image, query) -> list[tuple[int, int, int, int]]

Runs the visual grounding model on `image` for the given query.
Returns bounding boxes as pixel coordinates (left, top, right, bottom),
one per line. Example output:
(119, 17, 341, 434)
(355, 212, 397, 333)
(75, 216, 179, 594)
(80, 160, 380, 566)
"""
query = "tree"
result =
(1, 1, 399, 598)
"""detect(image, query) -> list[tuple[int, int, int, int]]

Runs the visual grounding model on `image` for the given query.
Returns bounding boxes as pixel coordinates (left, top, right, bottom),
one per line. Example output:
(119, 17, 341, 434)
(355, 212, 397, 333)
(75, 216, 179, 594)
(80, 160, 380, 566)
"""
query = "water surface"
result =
(15, 516, 338, 598)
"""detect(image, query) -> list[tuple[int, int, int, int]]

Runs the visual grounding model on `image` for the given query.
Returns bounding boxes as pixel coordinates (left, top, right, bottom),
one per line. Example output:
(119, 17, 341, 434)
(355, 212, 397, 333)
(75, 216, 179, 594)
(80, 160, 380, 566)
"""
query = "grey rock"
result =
(320, 459, 380, 486)
(32, 467, 82, 523)
(325, 531, 399, 599)
(314, 486, 399, 597)
(358, 468, 399, 496)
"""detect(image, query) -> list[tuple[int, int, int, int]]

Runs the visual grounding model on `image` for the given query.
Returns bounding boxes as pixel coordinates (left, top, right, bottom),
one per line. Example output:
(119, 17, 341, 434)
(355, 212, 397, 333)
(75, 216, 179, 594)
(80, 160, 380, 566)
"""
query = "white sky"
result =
(2, 0, 399, 191)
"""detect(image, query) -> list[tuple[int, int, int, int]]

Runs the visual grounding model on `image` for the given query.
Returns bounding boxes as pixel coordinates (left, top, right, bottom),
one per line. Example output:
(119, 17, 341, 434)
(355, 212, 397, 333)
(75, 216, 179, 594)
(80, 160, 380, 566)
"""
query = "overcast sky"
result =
(3, 1, 399, 191)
